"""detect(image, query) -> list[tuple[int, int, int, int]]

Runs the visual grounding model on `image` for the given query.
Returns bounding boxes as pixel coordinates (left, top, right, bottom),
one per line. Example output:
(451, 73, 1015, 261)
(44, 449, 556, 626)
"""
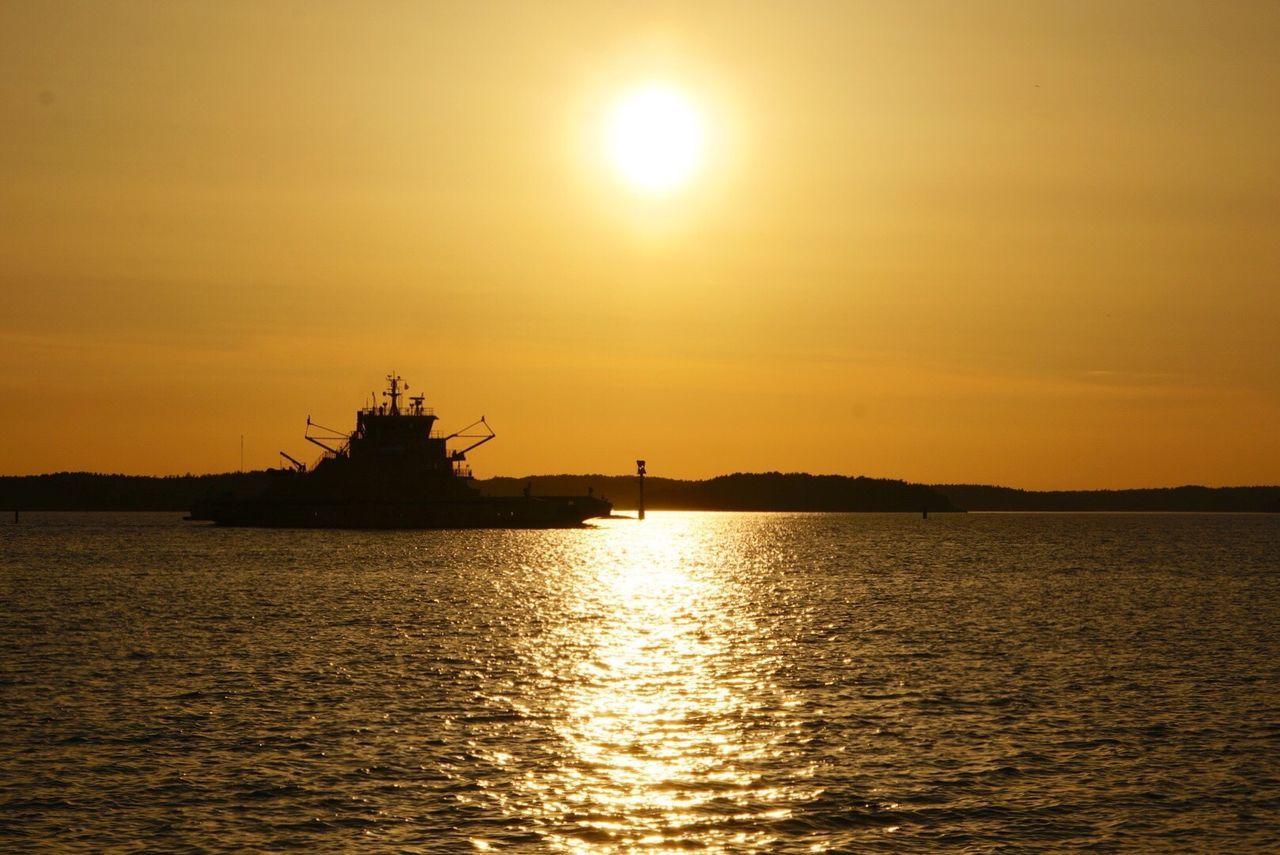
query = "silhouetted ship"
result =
(199, 374, 612, 528)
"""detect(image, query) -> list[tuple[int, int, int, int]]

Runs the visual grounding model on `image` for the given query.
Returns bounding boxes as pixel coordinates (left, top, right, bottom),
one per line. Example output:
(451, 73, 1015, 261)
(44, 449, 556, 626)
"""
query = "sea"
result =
(1, 511, 1278, 852)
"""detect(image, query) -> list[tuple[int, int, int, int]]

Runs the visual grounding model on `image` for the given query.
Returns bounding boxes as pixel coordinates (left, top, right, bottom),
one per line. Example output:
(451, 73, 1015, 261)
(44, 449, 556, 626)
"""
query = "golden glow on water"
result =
(7, 513, 1280, 850)
(521, 514, 806, 851)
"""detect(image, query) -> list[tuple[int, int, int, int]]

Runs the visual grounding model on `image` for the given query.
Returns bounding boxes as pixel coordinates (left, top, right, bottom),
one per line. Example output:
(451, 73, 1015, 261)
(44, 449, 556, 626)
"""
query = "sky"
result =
(2, 1, 1277, 488)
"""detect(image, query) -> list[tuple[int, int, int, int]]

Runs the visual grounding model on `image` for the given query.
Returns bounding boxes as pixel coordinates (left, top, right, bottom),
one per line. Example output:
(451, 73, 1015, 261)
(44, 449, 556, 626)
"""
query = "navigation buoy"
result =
(637, 459, 646, 521)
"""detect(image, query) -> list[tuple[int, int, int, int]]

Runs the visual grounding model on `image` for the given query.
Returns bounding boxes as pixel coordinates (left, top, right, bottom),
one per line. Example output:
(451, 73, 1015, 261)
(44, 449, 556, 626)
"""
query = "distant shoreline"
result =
(2, 472, 1277, 514)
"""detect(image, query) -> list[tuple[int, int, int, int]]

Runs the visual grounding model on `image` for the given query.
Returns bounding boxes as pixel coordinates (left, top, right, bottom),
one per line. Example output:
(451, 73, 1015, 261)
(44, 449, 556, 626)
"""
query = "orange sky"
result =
(2, 1, 1277, 488)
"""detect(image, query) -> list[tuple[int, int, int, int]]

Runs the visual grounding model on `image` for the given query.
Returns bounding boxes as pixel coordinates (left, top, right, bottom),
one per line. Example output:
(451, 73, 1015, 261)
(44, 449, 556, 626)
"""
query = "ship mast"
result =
(382, 373, 408, 415)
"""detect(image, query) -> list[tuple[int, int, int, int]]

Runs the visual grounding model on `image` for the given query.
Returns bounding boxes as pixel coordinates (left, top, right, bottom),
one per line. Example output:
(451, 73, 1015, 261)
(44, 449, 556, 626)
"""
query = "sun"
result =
(604, 83, 706, 196)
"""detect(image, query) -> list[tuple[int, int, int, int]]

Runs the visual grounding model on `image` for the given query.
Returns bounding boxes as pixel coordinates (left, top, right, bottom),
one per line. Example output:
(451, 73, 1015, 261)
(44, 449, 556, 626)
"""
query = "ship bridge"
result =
(305, 373, 494, 477)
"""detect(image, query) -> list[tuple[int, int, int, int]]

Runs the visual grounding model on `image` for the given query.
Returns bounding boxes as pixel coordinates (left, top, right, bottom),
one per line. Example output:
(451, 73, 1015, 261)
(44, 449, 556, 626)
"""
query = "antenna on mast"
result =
(382, 372, 406, 415)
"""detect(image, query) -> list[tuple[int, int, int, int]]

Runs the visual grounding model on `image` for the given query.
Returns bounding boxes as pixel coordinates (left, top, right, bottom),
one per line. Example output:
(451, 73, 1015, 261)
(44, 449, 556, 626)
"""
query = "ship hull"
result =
(210, 495, 612, 529)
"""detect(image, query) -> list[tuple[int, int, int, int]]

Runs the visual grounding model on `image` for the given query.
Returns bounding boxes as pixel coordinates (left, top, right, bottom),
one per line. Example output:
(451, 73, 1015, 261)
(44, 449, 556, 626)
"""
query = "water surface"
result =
(2, 512, 1278, 851)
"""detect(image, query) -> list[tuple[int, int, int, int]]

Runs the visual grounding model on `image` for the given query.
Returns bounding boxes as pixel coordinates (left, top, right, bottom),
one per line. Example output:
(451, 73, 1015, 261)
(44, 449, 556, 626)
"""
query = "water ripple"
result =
(1, 511, 1278, 851)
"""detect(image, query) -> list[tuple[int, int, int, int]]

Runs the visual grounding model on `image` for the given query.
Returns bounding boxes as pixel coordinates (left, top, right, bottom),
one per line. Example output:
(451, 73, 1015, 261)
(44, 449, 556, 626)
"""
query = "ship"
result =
(197, 374, 612, 528)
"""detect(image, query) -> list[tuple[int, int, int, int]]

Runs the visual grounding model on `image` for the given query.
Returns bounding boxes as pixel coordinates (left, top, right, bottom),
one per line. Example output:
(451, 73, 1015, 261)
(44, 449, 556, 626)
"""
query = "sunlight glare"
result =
(506, 514, 812, 849)
(604, 83, 707, 196)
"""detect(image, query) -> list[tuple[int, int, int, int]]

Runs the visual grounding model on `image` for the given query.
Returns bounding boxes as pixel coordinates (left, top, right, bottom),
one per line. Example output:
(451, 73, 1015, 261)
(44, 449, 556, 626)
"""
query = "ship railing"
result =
(359, 406, 436, 417)
(454, 464, 473, 478)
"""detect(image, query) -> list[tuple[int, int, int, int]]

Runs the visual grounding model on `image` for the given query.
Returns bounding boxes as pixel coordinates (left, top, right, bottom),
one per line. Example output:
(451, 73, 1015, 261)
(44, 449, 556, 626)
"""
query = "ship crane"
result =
(278, 451, 307, 472)
(304, 415, 349, 456)
(446, 416, 495, 461)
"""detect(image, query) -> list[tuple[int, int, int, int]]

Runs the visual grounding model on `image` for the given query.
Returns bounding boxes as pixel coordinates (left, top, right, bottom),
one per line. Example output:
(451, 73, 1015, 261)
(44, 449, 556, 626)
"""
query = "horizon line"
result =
(4, 469, 1278, 494)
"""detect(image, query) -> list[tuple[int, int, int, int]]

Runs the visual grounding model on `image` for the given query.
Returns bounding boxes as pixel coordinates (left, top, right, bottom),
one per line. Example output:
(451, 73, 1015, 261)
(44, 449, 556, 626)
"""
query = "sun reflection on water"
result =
(517, 513, 807, 851)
